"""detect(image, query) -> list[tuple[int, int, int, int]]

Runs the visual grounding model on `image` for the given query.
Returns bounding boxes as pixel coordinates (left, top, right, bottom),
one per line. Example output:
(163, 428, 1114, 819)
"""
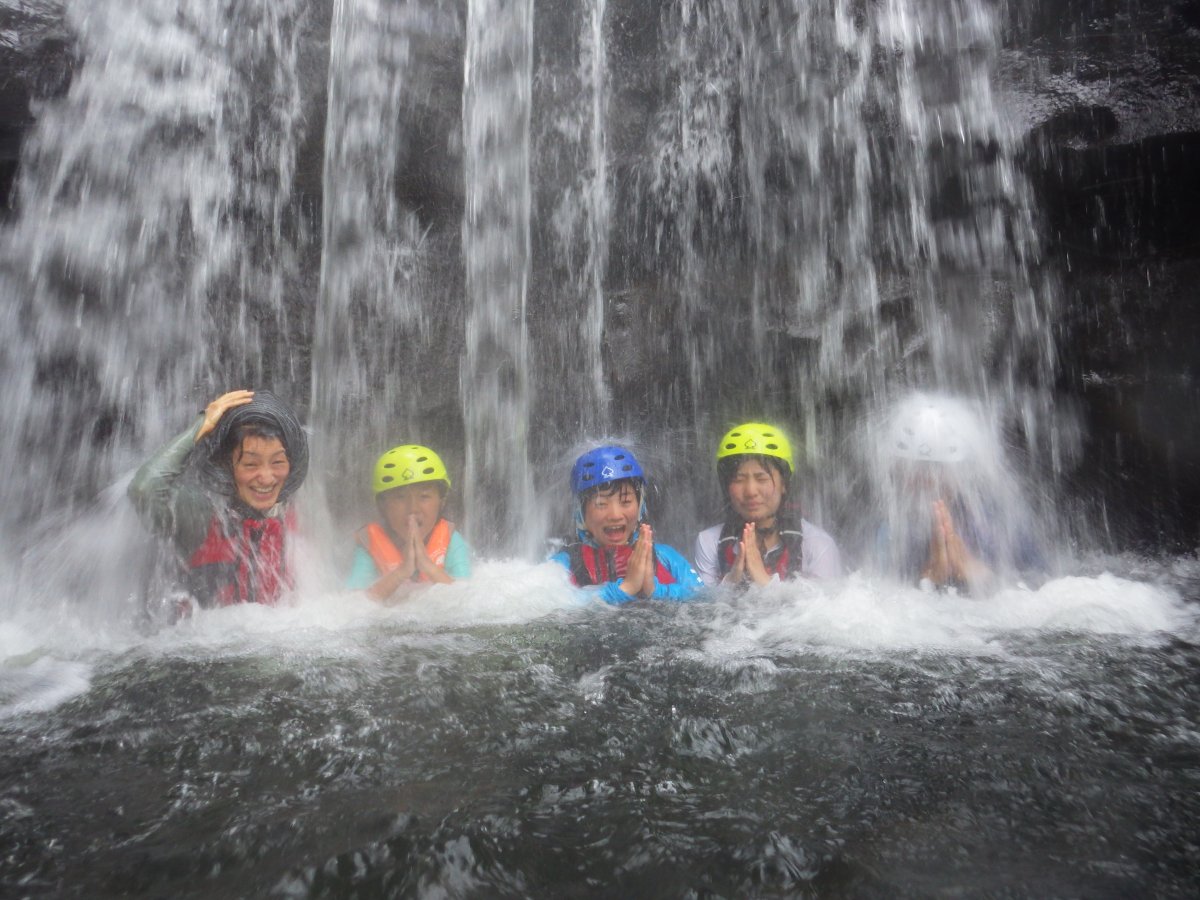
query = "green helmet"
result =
(373, 444, 450, 495)
(716, 422, 794, 474)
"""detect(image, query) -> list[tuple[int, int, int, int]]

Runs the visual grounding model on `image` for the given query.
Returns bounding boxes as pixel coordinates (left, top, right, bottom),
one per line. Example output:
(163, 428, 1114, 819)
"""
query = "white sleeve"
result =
(802, 521, 844, 579)
(693, 525, 721, 586)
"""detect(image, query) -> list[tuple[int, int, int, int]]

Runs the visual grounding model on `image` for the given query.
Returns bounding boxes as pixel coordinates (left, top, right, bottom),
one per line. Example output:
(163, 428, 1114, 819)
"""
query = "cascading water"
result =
(632, 0, 1064, 536)
(0, 0, 309, 610)
(311, 0, 457, 538)
(0, 2, 1197, 896)
(461, 0, 540, 556)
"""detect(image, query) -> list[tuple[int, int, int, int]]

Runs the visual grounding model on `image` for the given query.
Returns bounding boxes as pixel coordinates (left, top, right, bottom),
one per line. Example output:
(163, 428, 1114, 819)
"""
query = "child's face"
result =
(581, 481, 641, 547)
(381, 483, 445, 542)
(726, 458, 785, 524)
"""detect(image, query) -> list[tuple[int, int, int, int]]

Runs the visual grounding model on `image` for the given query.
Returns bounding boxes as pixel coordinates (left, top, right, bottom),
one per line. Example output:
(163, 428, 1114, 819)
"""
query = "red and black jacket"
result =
(565, 543, 677, 588)
(185, 507, 296, 607)
(716, 517, 804, 580)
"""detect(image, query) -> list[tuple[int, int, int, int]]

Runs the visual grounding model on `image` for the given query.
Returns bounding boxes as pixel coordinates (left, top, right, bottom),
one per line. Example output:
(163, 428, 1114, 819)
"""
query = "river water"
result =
(3, 559, 1199, 897)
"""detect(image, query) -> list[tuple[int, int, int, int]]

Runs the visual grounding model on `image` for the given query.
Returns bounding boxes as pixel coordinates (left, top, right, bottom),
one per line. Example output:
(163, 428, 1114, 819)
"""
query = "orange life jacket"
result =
(358, 519, 454, 582)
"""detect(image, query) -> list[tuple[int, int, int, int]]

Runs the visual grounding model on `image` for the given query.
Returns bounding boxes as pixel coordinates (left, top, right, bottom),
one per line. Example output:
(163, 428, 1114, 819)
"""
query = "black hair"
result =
(718, 454, 792, 495)
(226, 423, 287, 464)
(579, 477, 642, 509)
(376, 479, 449, 511)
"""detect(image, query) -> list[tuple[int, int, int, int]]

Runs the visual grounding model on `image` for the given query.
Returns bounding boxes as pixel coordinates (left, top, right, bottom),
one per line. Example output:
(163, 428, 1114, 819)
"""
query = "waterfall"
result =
(0, 0, 308, 591)
(312, 0, 427, 525)
(626, 0, 1062, 532)
(461, 0, 539, 557)
(536, 0, 611, 440)
(0, 0, 1080, 577)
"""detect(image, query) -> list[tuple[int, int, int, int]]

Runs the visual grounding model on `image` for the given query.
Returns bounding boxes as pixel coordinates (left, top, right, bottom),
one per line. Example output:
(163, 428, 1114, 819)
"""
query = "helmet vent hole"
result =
(381, 476, 393, 484)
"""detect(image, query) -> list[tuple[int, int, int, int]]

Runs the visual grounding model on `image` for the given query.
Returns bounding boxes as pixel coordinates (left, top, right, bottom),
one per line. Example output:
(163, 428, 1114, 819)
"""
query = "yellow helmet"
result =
(373, 444, 450, 495)
(716, 422, 794, 473)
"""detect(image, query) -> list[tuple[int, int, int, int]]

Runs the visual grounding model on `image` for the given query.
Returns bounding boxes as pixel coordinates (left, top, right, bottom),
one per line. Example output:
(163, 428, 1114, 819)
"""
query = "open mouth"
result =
(602, 525, 628, 541)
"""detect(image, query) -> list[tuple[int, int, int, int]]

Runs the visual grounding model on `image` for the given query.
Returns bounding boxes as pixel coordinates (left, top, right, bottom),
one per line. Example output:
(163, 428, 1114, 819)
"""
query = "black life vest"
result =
(717, 517, 804, 580)
(565, 543, 676, 588)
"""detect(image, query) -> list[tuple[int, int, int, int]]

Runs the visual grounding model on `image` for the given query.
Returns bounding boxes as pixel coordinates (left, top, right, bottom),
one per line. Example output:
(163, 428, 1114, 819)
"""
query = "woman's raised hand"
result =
(195, 390, 255, 443)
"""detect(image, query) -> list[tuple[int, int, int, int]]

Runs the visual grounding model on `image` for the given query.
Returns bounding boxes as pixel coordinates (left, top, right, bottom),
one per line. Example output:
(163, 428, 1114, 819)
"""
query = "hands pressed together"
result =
(618, 523, 658, 599)
(368, 514, 452, 602)
(921, 499, 993, 593)
(722, 522, 773, 587)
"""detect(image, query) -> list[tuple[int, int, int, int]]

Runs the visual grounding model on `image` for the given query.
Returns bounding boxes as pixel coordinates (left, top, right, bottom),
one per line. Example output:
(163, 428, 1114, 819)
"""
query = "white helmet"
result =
(887, 395, 974, 464)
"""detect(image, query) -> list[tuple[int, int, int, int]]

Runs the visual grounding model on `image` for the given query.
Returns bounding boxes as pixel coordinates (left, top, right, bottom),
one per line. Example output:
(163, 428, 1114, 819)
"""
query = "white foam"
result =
(0, 559, 1193, 717)
(0, 636, 93, 720)
(139, 559, 585, 657)
(697, 571, 1197, 662)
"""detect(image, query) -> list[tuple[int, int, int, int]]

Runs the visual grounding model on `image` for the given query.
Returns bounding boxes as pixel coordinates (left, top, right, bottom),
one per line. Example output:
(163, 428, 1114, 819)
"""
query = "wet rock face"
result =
(1003, 1, 1200, 548)
(0, 1, 73, 213)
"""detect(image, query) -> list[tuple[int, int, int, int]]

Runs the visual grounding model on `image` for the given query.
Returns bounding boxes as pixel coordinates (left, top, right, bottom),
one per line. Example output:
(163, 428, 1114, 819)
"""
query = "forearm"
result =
(367, 565, 416, 601)
(600, 581, 638, 605)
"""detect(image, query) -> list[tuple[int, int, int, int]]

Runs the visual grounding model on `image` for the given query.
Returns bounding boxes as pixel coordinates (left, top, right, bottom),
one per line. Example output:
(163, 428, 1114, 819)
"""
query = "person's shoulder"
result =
(800, 519, 838, 545)
(696, 523, 722, 542)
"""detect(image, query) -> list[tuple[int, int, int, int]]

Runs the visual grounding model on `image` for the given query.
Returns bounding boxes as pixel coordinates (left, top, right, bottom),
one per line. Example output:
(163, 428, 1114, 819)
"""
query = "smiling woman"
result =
(127, 390, 309, 611)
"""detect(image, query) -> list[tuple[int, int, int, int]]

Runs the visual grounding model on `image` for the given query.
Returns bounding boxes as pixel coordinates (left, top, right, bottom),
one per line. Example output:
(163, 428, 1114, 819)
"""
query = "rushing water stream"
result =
(2, 564, 1199, 896)
(1, 0, 1198, 896)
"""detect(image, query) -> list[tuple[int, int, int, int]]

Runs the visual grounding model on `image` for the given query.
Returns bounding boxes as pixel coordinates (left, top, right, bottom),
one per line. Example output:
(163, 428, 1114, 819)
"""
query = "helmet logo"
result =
(401, 467, 415, 481)
(743, 438, 757, 450)
(601, 465, 616, 479)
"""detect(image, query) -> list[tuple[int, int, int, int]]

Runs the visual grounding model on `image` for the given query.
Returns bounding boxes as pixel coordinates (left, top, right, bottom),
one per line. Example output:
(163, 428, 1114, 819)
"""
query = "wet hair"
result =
(226, 423, 287, 465)
(376, 480, 449, 517)
(580, 477, 642, 510)
(718, 454, 791, 495)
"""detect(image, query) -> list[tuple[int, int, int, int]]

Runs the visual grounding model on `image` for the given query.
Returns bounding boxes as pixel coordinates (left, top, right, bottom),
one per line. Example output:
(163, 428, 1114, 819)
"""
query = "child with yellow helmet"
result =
(694, 423, 842, 586)
(345, 444, 472, 601)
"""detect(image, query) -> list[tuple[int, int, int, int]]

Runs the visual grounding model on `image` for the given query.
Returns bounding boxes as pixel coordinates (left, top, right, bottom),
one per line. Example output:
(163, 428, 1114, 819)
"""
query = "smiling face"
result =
(726, 458, 786, 525)
(380, 482, 446, 543)
(580, 480, 642, 548)
(232, 436, 290, 512)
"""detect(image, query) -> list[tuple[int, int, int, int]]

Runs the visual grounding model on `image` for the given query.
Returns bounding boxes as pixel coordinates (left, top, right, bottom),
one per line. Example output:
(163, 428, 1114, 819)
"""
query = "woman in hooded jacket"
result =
(128, 389, 308, 608)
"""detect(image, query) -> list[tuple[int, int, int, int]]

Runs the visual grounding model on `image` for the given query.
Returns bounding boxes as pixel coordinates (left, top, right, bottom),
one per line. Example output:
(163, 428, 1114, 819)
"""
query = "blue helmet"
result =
(570, 446, 645, 496)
